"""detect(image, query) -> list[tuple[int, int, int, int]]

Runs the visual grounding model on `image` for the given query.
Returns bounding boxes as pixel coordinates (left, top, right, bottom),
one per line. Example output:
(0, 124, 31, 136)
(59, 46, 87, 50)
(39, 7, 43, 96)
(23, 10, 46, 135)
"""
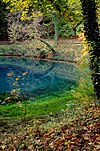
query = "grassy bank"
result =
(0, 39, 82, 63)
(0, 90, 75, 119)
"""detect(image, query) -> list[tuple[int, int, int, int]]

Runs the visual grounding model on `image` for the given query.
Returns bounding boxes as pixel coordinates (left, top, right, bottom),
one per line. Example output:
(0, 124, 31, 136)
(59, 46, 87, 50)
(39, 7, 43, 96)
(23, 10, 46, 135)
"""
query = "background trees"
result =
(2, 0, 83, 42)
(0, 0, 9, 40)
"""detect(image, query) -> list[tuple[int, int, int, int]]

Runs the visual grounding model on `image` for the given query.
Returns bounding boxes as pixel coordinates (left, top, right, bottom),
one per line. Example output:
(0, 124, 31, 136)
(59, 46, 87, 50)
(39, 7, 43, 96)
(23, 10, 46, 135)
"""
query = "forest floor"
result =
(0, 104, 100, 150)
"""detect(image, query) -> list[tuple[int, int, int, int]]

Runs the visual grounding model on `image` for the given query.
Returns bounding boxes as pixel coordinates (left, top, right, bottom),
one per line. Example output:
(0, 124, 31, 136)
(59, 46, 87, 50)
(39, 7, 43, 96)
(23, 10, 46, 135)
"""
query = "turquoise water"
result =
(0, 57, 78, 98)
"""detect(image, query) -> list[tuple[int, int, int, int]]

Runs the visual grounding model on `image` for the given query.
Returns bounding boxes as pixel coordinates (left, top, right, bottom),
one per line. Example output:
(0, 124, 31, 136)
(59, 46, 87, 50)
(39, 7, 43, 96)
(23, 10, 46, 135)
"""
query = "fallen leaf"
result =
(1, 145, 6, 149)
(96, 136, 100, 141)
(22, 72, 28, 76)
(7, 72, 13, 76)
(4, 97, 11, 101)
(64, 141, 69, 145)
(49, 142, 54, 149)
(10, 89, 16, 95)
(82, 134, 89, 140)
(94, 145, 100, 149)
(15, 77, 19, 81)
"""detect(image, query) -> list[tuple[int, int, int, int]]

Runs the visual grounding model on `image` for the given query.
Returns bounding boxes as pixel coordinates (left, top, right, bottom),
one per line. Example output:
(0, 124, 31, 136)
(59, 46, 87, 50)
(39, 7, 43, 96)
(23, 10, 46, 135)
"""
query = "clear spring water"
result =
(0, 57, 79, 98)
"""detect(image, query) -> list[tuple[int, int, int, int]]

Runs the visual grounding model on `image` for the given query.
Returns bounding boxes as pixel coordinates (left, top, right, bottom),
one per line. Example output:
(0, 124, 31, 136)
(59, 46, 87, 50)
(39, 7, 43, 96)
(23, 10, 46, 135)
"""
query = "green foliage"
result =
(3, 0, 69, 15)
(72, 33, 96, 106)
(72, 77, 95, 106)
(3, 0, 83, 40)
(59, 23, 75, 37)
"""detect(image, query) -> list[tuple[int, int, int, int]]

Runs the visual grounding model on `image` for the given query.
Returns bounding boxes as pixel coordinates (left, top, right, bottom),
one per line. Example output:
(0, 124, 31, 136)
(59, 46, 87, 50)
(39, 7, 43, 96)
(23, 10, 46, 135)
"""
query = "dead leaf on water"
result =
(4, 97, 11, 101)
(10, 89, 16, 95)
(22, 72, 28, 76)
(7, 72, 13, 76)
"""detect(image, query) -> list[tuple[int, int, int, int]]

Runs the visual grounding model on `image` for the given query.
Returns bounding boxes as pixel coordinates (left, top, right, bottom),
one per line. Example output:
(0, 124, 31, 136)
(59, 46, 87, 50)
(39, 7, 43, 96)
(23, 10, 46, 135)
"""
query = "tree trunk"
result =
(80, 0, 100, 102)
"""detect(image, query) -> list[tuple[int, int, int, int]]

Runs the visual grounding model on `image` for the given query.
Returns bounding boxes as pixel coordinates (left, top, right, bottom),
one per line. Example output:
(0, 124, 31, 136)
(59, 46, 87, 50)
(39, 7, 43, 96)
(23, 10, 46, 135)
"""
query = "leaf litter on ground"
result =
(0, 104, 100, 150)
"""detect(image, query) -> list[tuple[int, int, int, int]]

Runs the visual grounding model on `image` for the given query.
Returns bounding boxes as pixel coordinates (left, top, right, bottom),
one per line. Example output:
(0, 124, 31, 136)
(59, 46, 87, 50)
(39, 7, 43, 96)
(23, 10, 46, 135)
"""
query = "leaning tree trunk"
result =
(80, 0, 100, 102)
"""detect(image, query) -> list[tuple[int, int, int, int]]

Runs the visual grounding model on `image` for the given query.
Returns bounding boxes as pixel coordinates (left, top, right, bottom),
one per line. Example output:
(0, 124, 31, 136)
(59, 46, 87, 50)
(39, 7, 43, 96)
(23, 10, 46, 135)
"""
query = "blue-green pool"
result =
(0, 57, 79, 98)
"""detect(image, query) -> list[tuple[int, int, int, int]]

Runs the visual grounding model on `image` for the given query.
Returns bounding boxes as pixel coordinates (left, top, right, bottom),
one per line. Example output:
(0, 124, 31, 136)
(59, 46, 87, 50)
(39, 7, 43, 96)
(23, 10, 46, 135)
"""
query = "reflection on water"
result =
(0, 57, 79, 97)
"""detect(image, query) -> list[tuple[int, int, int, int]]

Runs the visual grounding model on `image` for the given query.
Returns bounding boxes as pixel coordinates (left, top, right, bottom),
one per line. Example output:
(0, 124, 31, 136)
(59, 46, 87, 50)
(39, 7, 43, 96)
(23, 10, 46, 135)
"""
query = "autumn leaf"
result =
(22, 72, 28, 76)
(82, 134, 89, 140)
(64, 141, 69, 146)
(4, 97, 11, 100)
(49, 142, 54, 149)
(15, 77, 19, 81)
(1, 145, 6, 149)
(94, 145, 100, 149)
(4, 97, 11, 101)
(15, 76, 21, 80)
(7, 72, 13, 76)
(10, 89, 16, 95)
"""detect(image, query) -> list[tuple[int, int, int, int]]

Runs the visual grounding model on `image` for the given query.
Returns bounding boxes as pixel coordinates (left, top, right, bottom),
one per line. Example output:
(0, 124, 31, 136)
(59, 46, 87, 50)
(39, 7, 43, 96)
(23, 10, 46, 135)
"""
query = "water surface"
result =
(0, 57, 78, 98)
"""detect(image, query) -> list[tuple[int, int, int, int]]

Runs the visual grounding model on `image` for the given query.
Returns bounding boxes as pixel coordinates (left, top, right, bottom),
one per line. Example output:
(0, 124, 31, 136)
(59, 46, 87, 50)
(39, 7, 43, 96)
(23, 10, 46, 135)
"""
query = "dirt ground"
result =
(0, 38, 82, 46)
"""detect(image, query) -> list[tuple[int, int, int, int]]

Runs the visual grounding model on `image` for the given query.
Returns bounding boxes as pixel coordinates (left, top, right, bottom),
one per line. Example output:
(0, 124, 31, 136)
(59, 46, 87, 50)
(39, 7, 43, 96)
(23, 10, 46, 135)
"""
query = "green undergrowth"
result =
(0, 90, 75, 119)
